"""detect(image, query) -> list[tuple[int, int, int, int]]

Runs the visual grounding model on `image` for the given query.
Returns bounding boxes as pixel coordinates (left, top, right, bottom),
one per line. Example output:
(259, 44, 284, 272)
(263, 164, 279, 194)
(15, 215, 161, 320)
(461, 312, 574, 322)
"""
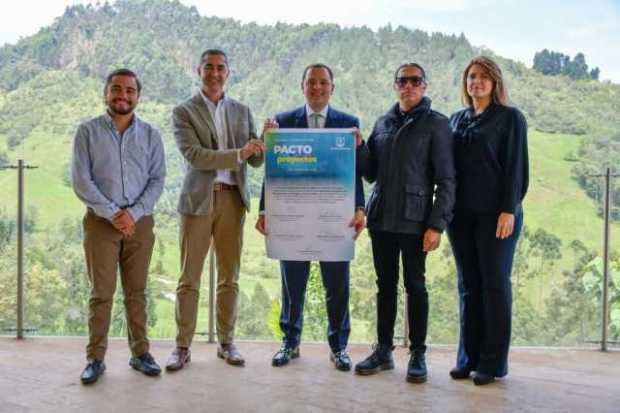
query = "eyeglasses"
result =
(395, 76, 425, 88)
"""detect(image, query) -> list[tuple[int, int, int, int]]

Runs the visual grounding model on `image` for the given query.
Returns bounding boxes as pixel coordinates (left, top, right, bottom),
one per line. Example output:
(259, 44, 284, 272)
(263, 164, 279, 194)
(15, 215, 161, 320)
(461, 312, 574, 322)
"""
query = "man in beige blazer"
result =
(166, 49, 264, 370)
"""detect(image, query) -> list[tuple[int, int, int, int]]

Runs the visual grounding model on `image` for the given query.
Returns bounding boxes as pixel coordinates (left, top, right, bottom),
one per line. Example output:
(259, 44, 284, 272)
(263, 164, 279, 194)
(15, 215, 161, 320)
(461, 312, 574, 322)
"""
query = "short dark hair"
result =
(199, 49, 229, 66)
(301, 63, 334, 84)
(393, 63, 427, 82)
(104, 68, 142, 95)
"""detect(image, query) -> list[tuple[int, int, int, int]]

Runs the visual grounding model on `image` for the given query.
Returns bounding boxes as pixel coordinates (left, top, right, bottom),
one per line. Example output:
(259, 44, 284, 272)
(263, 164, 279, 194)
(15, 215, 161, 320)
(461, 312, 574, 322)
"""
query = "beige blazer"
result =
(173, 93, 264, 215)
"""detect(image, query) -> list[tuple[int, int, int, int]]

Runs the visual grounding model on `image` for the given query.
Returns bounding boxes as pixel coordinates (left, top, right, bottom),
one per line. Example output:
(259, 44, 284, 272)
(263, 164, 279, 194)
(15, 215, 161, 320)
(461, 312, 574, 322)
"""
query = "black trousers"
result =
(447, 211, 523, 377)
(369, 230, 428, 352)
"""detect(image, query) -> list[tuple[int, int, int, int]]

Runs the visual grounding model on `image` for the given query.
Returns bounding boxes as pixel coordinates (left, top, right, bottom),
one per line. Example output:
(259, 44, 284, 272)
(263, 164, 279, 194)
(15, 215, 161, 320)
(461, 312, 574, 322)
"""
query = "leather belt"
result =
(213, 183, 238, 191)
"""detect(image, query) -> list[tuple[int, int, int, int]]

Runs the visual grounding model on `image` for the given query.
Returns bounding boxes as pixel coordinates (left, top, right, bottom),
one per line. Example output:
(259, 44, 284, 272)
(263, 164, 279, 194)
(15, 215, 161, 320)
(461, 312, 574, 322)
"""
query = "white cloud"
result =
(0, 0, 93, 45)
(409, 0, 469, 11)
(0, 0, 618, 82)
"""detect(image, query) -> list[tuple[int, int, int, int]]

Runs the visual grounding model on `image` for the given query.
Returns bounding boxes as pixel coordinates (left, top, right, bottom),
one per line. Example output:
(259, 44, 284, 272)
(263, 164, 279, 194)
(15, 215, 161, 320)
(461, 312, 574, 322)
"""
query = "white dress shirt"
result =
(201, 91, 239, 185)
(305, 104, 329, 129)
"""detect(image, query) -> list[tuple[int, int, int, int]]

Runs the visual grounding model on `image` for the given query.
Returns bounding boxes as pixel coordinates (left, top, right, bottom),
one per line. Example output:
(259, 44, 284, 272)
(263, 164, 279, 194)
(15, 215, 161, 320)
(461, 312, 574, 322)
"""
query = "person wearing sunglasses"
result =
(447, 56, 528, 386)
(355, 63, 455, 383)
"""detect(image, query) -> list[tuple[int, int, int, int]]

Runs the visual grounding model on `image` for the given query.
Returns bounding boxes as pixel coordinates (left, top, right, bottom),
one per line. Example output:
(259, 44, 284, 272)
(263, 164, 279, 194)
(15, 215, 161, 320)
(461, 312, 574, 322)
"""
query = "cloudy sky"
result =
(1, 0, 618, 82)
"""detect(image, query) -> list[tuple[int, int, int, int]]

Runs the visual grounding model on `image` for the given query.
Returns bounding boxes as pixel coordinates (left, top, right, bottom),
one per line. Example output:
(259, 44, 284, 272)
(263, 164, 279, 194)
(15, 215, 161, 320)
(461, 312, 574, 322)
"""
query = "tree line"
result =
(0, 0, 619, 346)
(533, 49, 600, 80)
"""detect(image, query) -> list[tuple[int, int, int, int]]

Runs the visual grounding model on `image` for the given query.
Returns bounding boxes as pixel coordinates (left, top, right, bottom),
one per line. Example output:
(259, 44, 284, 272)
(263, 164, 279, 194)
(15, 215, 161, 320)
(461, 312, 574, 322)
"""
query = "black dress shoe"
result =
(406, 351, 427, 383)
(330, 350, 352, 371)
(354, 344, 394, 376)
(129, 352, 162, 376)
(80, 359, 106, 385)
(473, 371, 496, 386)
(449, 366, 473, 380)
(272, 345, 300, 367)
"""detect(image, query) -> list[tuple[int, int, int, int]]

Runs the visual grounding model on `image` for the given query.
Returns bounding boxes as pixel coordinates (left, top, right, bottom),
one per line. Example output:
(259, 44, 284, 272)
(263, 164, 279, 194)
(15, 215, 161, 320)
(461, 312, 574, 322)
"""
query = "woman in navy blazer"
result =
(448, 56, 529, 385)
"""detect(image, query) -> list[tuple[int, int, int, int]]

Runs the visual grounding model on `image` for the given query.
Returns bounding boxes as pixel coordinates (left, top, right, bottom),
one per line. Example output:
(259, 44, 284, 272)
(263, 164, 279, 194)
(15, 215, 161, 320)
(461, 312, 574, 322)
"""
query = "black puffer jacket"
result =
(358, 97, 456, 234)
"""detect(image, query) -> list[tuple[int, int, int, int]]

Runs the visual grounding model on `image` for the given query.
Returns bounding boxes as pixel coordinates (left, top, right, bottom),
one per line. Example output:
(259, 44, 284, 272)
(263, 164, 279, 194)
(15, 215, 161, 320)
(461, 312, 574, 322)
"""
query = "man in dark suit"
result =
(255, 63, 365, 372)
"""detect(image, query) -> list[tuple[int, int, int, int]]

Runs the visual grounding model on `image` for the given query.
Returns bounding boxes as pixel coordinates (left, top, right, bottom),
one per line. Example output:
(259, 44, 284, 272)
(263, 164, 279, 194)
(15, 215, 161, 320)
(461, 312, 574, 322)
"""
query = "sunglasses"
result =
(395, 76, 425, 88)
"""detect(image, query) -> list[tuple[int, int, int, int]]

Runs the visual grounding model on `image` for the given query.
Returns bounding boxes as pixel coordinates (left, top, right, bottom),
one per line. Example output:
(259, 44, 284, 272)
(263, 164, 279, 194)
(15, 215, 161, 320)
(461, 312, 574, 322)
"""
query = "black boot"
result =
(473, 371, 496, 386)
(354, 344, 394, 375)
(406, 350, 427, 383)
(449, 365, 473, 380)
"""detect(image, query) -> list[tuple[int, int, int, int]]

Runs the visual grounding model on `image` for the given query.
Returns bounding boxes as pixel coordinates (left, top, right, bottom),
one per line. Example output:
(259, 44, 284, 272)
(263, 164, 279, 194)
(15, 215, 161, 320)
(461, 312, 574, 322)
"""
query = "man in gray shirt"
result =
(72, 68, 166, 385)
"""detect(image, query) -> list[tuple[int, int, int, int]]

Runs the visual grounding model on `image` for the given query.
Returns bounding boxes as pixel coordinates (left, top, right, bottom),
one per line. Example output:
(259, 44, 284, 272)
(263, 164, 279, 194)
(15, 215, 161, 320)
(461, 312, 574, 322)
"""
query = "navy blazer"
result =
(259, 105, 365, 211)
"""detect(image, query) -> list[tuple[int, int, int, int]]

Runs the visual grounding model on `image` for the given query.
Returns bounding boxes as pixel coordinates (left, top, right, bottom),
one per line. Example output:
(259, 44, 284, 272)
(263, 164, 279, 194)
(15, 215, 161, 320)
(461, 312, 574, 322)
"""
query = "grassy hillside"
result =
(1, 0, 618, 345)
(525, 131, 606, 247)
(2, 92, 611, 341)
(2, 120, 611, 253)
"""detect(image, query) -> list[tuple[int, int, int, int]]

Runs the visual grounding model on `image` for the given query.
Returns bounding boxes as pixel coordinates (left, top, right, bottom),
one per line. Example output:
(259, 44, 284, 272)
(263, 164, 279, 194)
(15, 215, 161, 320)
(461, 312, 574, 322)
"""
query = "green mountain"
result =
(0, 0, 618, 346)
(1, 0, 619, 133)
(1, 0, 619, 207)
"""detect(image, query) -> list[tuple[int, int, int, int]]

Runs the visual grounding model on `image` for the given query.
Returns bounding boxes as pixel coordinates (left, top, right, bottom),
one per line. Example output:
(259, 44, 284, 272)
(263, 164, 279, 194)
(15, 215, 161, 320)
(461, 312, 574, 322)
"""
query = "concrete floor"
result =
(0, 337, 618, 413)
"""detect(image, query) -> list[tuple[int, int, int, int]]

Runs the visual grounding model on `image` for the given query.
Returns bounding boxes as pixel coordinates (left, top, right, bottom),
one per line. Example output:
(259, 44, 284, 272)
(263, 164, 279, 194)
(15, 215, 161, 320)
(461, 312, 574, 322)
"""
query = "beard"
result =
(107, 99, 136, 115)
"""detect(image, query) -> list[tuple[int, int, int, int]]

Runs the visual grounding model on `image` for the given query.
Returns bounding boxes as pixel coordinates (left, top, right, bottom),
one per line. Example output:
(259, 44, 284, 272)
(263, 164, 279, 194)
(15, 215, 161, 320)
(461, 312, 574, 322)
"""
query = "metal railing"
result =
(1, 162, 617, 351)
(1, 159, 38, 339)
(587, 168, 619, 351)
(208, 248, 215, 343)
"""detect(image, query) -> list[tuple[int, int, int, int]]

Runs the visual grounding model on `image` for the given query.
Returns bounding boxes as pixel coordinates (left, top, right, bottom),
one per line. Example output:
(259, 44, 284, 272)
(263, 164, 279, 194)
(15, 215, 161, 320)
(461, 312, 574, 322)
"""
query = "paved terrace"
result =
(0, 338, 618, 413)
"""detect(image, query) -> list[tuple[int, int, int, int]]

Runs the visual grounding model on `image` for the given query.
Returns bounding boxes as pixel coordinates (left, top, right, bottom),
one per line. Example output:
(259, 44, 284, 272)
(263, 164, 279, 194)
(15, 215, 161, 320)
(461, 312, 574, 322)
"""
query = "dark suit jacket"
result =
(259, 105, 365, 212)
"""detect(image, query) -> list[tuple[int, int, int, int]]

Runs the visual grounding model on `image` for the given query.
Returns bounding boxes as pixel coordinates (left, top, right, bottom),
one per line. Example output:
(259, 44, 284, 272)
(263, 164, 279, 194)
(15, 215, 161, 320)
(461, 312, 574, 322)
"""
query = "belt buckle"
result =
(214, 183, 236, 191)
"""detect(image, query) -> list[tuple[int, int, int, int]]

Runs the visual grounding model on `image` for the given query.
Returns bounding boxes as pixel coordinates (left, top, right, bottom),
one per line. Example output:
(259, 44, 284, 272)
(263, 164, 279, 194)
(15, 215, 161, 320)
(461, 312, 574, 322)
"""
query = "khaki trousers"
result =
(83, 210, 155, 361)
(175, 190, 245, 347)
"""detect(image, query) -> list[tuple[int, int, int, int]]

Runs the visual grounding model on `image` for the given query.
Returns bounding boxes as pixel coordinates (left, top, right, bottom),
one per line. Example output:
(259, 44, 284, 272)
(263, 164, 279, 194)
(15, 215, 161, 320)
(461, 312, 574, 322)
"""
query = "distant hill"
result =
(1, 0, 619, 220)
(0, 0, 618, 137)
(0, 0, 618, 346)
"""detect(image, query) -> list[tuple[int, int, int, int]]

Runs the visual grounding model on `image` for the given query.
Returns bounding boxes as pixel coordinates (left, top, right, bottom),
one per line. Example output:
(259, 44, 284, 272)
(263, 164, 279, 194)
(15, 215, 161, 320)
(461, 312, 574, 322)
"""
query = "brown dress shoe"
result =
(217, 343, 245, 366)
(165, 347, 191, 372)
